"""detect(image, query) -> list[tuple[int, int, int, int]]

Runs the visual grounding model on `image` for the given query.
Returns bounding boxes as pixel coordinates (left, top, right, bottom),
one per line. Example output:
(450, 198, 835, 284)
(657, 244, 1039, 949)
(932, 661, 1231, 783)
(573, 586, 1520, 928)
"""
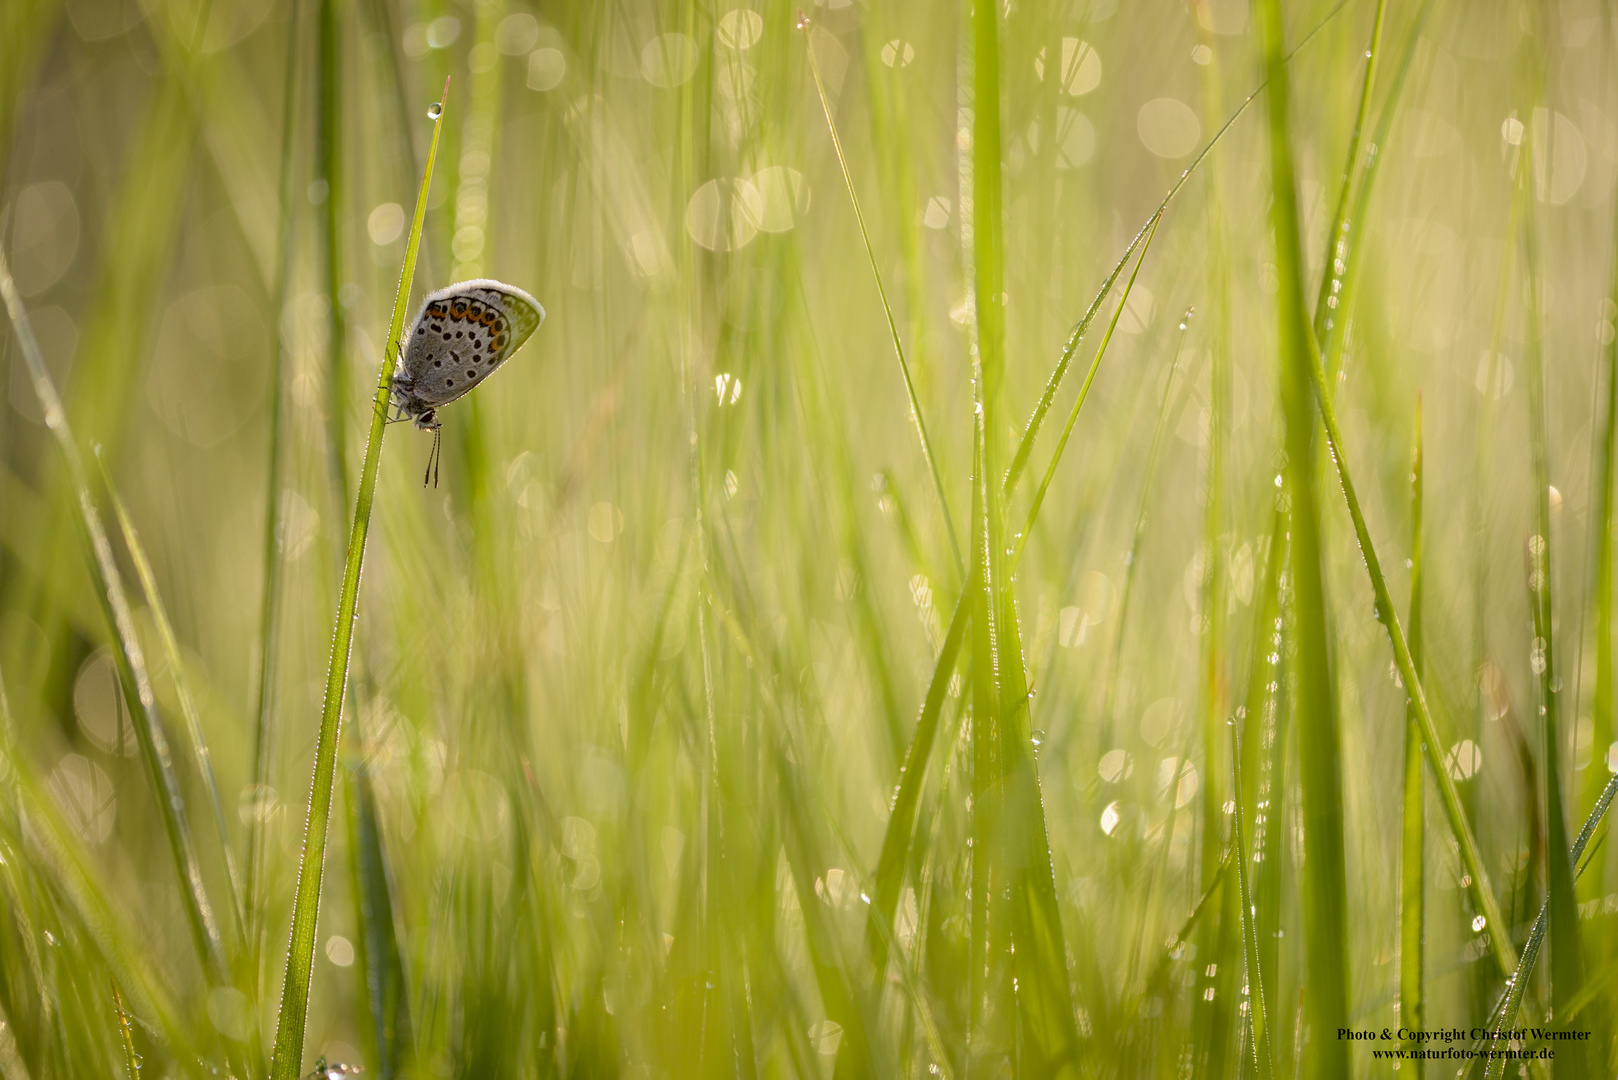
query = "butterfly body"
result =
(390, 279, 544, 483)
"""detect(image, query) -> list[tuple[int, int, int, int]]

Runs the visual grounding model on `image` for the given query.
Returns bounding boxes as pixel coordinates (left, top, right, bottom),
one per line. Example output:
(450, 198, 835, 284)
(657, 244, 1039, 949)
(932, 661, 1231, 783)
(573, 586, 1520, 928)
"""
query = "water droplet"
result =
(1031, 729, 1045, 746)
(427, 102, 443, 120)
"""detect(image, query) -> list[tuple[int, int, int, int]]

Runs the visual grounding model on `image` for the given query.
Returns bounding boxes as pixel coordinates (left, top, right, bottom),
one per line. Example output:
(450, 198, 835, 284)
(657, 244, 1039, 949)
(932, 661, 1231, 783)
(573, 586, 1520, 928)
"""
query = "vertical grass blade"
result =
(0, 250, 229, 994)
(1519, 115, 1585, 1057)
(267, 78, 449, 1080)
(1255, 2, 1350, 1073)
(317, 0, 352, 516)
(1309, 0, 1386, 350)
(343, 761, 412, 1080)
(1230, 721, 1273, 1080)
(804, 29, 963, 581)
(1400, 401, 1424, 1071)
(865, 13, 1349, 973)
(1588, 112, 1618, 829)
(112, 984, 140, 1080)
(1300, 310, 1516, 978)
(1097, 305, 1192, 738)
(248, 0, 305, 968)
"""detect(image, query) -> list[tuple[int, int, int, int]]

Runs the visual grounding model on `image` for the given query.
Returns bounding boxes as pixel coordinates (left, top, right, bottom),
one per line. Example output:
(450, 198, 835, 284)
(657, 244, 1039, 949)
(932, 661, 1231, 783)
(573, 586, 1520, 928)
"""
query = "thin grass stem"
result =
(803, 24, 963, 582)
(266, 78, 449, 1080)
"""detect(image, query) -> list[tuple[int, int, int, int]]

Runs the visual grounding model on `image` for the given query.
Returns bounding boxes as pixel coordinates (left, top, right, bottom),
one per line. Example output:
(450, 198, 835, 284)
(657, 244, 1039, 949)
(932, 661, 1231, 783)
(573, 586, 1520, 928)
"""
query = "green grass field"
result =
(2, 0, 1617, 1076)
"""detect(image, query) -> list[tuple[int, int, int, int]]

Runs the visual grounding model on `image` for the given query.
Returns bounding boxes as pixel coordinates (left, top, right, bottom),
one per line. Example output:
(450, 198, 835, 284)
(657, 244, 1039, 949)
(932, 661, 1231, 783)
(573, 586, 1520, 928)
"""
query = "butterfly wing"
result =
(457, 279, 544, 352)
(398, 280, 545, 410)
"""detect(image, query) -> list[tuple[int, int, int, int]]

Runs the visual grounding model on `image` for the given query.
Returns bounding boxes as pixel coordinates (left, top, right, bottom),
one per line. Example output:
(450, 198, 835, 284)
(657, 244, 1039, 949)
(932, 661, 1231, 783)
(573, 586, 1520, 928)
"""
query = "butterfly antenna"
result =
(432, 425, 442, 488)
(422, 428, 434, 488)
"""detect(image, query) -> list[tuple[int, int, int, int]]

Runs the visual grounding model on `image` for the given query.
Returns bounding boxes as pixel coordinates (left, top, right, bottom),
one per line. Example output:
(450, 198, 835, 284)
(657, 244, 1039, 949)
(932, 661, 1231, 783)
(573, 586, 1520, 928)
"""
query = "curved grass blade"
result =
(96, 451, 245, 948)
(267, 78, 450, 1080)
(0, 250, 229, 995)
(803, 22, 963, 581)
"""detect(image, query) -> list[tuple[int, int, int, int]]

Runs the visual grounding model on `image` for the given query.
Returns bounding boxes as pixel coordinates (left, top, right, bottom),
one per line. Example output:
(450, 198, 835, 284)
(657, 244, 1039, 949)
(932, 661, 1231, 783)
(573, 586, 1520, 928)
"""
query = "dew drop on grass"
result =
(427, 101, 443, 119)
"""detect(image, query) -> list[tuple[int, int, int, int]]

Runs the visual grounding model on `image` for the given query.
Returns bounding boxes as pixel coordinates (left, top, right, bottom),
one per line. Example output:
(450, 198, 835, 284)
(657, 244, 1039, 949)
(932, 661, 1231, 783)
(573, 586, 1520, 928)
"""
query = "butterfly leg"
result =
(422, 423, 443, 488)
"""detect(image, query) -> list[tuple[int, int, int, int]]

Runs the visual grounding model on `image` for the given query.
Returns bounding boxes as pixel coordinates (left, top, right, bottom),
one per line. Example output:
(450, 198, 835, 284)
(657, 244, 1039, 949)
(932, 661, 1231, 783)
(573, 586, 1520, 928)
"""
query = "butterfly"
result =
(305, 1057, 363, 1080)
(390, 279, 545, 486)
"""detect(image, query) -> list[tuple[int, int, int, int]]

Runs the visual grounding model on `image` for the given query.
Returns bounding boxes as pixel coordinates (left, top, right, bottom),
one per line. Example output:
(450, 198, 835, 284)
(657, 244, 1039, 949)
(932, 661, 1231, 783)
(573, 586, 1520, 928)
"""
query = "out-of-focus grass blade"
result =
(1309, 0, 1386, 349)
(1010, 215, 1161, 570)
(96, 452, 245, 946)
(1484, 772, 1618, 1077)
(1519, 115, 1586, 1063)
(1098, 308, 1194, 739)
(317, 0, 352, 515)
(864, 1, 1352, 973)
(803, 27, 962, 581)
(1001, 0, 1350, 498)
(344, 757, 413, 1080)
(0, 667, 190, 1064)
(966, 0, 1078, 1066)
(1230, 722, 1273, 1080)
(267, 78, 449, 1080)
(1320, 0, 1434, 384)
(1255, 2, 1350, 1074)
(1588, 120, 1618, 828)
(1400, 401, 1425, 1069)
(1299, 295, 1515, 978)
(0, 250, 230, 994)
(247, 0, 303, 969)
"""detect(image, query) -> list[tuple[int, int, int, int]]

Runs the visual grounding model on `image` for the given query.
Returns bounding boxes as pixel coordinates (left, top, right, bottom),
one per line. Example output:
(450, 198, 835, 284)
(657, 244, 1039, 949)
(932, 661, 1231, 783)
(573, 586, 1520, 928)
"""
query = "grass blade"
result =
(1519, 105, 1586, 1058)
(343, 757, 413, 1080)
(1299, 294, 1515, 979)
(1400, 401, 1425, 1069)
(317, 0, 352, 515)
(247, 0, 304, 975)
(266, 78, 449, 1080)
(1097, 307, 1195, 740)
(112, 984, 140, 1080)
(803, 22, 963, 581)
(1255, 2, 1350, 1073)
(1309, 0, 1387, 349)
(1317, 0, 1433, 383)
(1230, 721, 1273, 1080)
(96, 453, 248, 968)
(864, 2, 1352, 970)
(1484, 772, 1618, 1076)
(0, 250, 230, 994)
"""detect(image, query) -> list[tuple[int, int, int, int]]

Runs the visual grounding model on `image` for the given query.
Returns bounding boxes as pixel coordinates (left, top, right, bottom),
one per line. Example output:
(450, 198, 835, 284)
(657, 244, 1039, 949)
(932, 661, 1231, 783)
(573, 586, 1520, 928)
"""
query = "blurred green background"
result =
(2, 0, 1618, 1075)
